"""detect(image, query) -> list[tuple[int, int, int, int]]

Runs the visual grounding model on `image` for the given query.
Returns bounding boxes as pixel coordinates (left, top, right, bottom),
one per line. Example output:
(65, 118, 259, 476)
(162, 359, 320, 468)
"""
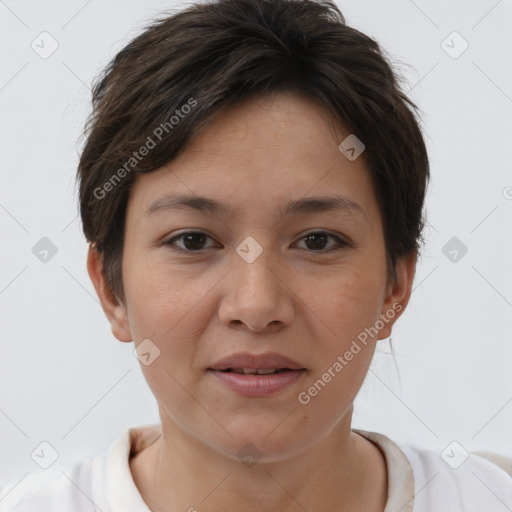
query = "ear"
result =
(377, 251, 417, 340)
(86, 243, 132, 343)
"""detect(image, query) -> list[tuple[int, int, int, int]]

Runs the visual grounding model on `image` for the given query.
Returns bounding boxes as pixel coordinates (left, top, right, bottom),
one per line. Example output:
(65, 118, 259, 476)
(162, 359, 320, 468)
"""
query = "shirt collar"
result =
(100, 424, 415, 512)
(353, 428, 415, 512)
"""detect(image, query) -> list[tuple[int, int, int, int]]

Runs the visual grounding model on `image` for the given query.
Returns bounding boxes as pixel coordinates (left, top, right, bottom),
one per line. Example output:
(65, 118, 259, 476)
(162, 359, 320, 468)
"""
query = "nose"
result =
(217, 245, 295, 333)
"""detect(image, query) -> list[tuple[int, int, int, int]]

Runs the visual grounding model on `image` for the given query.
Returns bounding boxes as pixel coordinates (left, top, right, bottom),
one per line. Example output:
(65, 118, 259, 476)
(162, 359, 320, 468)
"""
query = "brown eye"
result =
(296, 232, 348, 252)
(163, 230, 349, 254)
(164, 232, 215, 252)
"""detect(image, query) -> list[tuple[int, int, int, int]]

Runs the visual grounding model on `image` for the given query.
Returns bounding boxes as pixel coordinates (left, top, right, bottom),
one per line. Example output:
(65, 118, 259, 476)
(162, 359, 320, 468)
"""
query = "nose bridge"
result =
(233, 234, 280, 298)
(218, 234, 294, 332)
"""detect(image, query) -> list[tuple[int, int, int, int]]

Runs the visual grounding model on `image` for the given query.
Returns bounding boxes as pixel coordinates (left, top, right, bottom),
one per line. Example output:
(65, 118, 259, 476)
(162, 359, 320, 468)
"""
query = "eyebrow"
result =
(145, 194, 366, 219)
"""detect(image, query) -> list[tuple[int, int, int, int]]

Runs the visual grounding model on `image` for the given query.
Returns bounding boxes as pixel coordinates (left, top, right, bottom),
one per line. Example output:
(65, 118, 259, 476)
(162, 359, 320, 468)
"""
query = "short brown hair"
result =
(77, 0, 430, 304)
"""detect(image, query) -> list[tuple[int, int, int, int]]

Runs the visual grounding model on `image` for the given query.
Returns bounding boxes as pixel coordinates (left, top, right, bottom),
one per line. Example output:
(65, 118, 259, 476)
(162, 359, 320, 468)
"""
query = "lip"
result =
(207, 351, 306, 397)
(208, 368, 306, 397)
(208, 351, 305, 371)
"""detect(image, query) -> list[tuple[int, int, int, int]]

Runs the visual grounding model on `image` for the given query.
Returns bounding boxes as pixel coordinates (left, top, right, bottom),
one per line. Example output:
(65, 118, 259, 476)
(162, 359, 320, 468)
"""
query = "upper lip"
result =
(208, 351, 305, 371)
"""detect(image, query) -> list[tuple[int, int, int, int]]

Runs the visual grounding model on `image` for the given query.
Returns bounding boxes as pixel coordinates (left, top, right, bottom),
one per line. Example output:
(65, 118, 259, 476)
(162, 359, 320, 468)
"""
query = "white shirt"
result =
(2, 424, 512, 511)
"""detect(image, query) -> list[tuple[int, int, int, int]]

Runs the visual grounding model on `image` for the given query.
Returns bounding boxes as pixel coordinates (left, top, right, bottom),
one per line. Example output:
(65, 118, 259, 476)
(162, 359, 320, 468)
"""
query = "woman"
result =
(5, 0, 511, 510)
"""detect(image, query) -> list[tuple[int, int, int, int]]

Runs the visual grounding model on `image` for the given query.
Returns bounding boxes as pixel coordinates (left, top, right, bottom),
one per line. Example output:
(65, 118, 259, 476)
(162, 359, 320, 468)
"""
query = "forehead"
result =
(126, 92, 379, 226)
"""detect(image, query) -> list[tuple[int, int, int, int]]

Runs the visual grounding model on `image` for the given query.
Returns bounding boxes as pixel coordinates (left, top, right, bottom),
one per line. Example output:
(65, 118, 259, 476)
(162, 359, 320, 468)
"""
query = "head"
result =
(80, 0, 429, 462)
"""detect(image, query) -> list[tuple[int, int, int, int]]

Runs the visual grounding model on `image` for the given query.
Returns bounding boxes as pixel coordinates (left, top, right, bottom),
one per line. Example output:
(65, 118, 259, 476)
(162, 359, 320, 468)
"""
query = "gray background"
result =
(1, 0, 511, 499)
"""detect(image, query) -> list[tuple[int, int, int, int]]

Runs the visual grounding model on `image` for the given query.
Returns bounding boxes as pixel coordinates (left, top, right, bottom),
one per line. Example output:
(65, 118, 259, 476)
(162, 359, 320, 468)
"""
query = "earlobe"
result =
(86, 244, 132, 343)
(377, 252, 417, 341)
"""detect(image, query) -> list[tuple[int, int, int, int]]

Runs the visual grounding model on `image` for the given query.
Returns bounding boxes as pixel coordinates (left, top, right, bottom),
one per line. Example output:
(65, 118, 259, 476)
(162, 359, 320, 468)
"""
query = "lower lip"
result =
(208, 369, 306, 397)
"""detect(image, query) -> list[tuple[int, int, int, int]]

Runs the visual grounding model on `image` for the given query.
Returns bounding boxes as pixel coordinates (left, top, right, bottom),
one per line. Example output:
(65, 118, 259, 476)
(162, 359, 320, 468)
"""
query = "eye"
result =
(295, 231, 349, 253)
(164, 232, 216, 252)
(163, 230, 349, 254)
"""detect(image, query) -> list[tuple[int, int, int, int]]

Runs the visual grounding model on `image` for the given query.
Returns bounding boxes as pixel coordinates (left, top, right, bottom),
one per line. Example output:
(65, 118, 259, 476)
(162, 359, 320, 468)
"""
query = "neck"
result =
(130, 411, 388, 512)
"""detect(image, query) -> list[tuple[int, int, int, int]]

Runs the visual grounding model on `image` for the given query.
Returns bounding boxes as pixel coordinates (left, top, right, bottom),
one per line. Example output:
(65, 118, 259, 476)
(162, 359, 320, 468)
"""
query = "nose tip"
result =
(217, 240, 296, 332)
(239, 319, 282, 332)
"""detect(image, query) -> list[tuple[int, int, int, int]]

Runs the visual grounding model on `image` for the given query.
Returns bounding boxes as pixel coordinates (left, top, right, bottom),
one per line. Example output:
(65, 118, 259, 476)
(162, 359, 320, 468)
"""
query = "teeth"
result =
(230, 368, 280, 375)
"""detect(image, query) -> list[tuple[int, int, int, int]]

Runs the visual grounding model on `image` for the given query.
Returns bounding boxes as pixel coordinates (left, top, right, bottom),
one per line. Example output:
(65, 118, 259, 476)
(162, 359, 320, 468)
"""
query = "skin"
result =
(88, 91, 416, 512)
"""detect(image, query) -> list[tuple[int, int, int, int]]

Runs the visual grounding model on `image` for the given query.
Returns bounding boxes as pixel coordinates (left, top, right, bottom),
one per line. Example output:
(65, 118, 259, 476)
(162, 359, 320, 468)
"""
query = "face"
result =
(89, 92, 414, 462)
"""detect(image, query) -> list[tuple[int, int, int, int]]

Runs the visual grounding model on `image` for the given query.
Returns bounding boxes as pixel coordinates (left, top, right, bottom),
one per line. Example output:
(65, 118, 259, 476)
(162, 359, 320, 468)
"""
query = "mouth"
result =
(208, 351, 305, 372)
(214, 367, 298, 375)
(207, 354, 307, 396)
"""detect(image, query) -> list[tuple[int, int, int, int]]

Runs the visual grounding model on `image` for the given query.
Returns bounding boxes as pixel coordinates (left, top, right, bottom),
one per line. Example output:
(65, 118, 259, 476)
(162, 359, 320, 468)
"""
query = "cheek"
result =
(304, 266, 385, 340)
(294, 279, 382, 419)
(123, 253, 200, 336)
(123, 264, 207, 420)
(123, 258, 220, 385)
(298, 266, 386, 394)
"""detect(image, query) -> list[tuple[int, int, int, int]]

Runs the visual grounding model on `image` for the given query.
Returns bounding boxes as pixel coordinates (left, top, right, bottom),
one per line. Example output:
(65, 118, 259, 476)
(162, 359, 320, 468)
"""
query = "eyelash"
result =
(163, 231, 350, 254)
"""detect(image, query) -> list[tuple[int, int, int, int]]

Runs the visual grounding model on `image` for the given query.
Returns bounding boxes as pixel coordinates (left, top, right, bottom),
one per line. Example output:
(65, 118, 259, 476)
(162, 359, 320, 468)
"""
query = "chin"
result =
(209, 422, 313, 464)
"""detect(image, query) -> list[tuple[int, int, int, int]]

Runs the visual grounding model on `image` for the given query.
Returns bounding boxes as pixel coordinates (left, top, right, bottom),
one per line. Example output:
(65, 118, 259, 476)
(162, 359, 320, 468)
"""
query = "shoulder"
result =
(0, 458, 95, 512)
(355, 429, 512, 512)
(473, 450, 512, 477)
(400, 442, 512, 511)
(1, 425, 154, 512)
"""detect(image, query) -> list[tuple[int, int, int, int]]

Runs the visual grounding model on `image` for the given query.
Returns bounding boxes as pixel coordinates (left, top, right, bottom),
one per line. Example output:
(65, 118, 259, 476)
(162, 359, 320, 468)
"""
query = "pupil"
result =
(305, 233, 327, 250)
(184, 233, 206, 250)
